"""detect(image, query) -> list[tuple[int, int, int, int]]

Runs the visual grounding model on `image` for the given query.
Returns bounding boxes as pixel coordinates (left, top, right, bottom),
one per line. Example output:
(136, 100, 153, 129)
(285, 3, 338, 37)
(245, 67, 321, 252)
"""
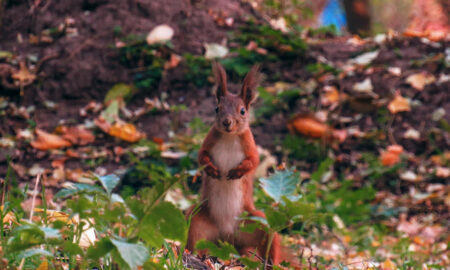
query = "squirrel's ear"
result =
(240, 64, 260, 108)
(212, 61, 227, 102)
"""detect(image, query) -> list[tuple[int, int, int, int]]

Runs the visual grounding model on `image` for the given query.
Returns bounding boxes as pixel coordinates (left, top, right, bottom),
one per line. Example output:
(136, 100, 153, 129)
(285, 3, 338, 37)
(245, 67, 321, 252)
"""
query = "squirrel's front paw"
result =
(227, 169, 245, 180)
(205, 165, 220, 178)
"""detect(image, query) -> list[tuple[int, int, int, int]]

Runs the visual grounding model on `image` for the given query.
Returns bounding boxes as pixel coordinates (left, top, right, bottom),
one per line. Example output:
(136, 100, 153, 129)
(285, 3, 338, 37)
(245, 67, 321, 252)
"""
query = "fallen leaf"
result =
(435, 167, 450, 178)
(387, 67, 401, 76)
(420, 225, 445, 243)
(146, 24, 174, 45)
(204, 43, 228, 59)
(397, 217, 422, 236)
(160, 151, 187, 159)
(380, 145, 403, 166)
(269, 17, 288, 33)
(353, 78, 374, 93)
(108, 122, 146, 143)
(403, 128, 420, 140)
(51, 158, 67, 168)
(255, 146, 277, 179)
(431, 107, 445, 121)
(56, 125, 95, 145)
(164, 53, 182, 69)
(350, 50, 379, 65)
(399, 170, 420, 182)
(288, 115, 347, 142)
(406, 72, 436, 91)
(30, 129, 72, 150)
(11, 62, 36, 86)
(388, 94, 410, 114)
(1, 206, 19, 225)
(321, 85, 340, 106)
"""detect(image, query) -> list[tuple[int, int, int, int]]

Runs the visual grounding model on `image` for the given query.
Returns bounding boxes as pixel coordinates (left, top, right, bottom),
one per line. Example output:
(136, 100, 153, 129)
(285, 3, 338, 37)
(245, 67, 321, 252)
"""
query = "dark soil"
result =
(0, 0, 449, 194)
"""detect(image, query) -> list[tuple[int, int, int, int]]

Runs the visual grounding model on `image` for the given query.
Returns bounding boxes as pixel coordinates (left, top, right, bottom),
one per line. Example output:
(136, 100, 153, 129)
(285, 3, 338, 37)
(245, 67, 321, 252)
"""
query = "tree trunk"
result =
(342, 0, 371, 35)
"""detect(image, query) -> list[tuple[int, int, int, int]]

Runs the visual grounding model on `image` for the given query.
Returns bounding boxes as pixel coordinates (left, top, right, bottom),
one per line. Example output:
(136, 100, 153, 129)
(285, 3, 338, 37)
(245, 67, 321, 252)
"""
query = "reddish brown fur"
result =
(187, 63, 299, 268)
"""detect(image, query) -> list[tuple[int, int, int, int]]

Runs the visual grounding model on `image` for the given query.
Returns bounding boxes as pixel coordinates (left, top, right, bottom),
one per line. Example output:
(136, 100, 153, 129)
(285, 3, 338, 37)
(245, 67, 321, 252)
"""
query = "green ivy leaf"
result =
(96, 174, 120, 195)
(311, 158, 333, 182)
(111, 239, 149, 270)
(140, 202, 187, 247)
(17, 248, 53, 259)
(86, 238, 114, 260)
(54, 183, 104, 199)
(265, 207, 288, 231)
(259, 169, 300, 203)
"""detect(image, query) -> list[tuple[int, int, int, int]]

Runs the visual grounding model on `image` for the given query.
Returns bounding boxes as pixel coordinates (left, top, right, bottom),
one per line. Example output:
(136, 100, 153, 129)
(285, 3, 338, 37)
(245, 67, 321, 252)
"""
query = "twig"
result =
(18, 173, 41, 270)
(28, 173, 41, 223)
(386, 114, 397, 145)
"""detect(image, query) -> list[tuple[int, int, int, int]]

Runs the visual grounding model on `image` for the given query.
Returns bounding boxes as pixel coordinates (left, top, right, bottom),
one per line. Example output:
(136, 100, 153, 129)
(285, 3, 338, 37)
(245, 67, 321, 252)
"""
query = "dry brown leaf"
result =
(435, 167, 450, 178)
(405, 72, 436, 91)
(56, 125, 95, 145)
(164, 53, 182, 69)
(288, 115, 347, 142)
(388, 94, 410, 114)
(108, 122, 146, 143)
(380, 145, 404, 166)
(11, 62, 36, 85)
(1, 206, 19, 225)
(30, 129, 72, 150)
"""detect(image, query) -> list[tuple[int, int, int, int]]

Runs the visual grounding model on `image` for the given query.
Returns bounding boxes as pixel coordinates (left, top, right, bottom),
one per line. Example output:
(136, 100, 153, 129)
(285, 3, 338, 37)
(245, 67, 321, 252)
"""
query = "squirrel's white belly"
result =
(208, 134, 245, 235)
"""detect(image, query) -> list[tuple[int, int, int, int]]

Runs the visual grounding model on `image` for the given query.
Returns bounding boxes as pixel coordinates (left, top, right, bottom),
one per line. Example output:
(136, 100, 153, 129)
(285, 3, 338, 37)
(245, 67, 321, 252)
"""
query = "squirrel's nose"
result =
(223, 119, 232, 127)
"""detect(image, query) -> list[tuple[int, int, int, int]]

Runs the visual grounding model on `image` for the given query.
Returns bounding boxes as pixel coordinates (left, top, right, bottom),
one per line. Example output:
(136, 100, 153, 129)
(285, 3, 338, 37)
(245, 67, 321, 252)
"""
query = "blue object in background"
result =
(320, 0, 347, 33)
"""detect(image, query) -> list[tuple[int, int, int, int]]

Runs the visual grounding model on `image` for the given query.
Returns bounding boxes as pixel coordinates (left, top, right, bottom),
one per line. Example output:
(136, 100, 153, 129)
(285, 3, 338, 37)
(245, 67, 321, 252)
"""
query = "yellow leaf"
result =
(388, 94, 410, 114)
(406, 73, 435, 91)
(371, 240, 380, 247)
(108, 122, 146, 143)
(381, 258, 396, 270)
(11, 62, 36, 85)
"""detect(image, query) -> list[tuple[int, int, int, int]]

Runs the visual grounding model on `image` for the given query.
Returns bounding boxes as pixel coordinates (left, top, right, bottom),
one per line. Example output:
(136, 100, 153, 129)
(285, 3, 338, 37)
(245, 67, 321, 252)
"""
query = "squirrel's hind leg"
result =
(186, 208, 219, 256)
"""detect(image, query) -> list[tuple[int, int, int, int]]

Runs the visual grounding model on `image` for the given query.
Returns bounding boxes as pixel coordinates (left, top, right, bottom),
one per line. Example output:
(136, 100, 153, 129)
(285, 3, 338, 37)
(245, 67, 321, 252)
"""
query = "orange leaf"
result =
(388, 94, 410, 114)
(321, 86, 340, 106)
(164, 53, 182, 69)
(380, 145, 404, 166)
(108, 122, 146, 143)
(405, 72, 436, 91)
(56, 126, 95, 145)
(11, 62, 36, 85)
(288, 115, 347, 142)
(30, 129, 72, 150)
(381, 258, 396, 270)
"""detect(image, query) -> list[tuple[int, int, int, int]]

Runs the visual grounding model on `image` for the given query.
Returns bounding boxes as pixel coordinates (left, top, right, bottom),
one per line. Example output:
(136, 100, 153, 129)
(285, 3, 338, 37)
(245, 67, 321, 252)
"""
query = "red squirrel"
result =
(187, 63, 297, 268)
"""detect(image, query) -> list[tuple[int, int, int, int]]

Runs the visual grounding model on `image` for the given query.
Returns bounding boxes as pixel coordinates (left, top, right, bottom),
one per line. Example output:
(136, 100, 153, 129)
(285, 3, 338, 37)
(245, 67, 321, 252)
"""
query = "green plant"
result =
(1, 160, 187, 269)
(282, 135, 326, 163)
(183, 54, 212, 87)
(255, 86, 302, 117)
(118, 35, 171, 90)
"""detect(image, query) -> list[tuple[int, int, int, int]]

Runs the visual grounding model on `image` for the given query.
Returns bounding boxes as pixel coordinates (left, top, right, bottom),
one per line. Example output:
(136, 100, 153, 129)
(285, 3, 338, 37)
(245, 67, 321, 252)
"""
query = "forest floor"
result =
(0, 0, 449, 269)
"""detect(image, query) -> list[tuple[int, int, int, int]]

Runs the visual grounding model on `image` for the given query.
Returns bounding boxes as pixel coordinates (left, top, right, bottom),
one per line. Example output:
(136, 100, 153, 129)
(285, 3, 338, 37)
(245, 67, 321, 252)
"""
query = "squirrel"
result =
(186, 62, 299, 268)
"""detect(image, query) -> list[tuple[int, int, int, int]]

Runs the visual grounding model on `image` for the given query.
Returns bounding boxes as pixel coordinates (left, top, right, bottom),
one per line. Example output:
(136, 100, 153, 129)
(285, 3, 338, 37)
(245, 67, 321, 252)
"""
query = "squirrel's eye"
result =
(215, 107, 219, 113)
(240, 108, 245, 115)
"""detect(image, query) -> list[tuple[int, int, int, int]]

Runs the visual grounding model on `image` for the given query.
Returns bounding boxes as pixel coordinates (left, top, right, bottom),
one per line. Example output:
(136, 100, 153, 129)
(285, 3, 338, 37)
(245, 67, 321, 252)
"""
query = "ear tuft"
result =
(240, 65, 261, 108)
(212, 61, 227, 102)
